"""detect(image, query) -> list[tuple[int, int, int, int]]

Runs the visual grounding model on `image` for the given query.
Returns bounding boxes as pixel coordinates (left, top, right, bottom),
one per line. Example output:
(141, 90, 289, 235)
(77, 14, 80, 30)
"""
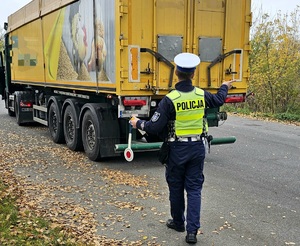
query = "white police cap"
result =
(174, 53, 201, 73)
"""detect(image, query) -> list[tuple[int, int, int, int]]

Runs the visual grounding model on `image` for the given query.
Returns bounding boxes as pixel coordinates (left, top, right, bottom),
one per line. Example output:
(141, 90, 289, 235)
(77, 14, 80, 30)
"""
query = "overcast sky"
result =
(0, 0, 299, 30)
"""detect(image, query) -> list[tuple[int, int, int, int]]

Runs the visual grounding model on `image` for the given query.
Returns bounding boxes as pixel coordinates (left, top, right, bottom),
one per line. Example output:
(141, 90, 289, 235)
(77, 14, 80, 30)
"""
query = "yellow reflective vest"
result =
(166, 87, 205, 137)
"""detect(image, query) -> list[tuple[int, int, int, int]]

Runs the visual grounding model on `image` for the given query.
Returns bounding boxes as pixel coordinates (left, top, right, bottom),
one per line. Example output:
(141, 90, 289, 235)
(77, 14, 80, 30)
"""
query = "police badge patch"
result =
(151, 112, 160, 122)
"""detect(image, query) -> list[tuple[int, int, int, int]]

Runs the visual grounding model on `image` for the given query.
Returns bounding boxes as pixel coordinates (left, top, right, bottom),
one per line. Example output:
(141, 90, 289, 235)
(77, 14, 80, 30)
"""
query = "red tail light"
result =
(123, 99, 147, 107)
(20, 101, 33, 107)
(225, 94, 245, 103)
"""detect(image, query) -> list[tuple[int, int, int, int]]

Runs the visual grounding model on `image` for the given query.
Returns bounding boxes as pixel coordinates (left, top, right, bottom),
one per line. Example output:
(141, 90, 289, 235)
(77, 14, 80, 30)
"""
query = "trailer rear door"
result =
(119, 0, 250, 96)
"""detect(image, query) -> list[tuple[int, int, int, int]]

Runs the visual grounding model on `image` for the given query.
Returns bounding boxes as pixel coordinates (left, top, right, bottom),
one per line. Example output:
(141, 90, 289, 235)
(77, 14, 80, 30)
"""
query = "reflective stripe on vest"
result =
(166, 87, 205, 137)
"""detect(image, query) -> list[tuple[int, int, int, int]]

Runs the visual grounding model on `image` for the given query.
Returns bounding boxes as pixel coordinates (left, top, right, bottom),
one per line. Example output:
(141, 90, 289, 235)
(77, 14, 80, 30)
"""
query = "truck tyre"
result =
(14, 98, 22, 126)
(82, 109, 102, 161)
(63, 105, 82, 151)
(48, 102, 65, 143)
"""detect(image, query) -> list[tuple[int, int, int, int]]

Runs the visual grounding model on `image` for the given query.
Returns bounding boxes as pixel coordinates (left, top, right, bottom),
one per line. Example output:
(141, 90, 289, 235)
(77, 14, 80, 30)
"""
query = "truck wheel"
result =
(63, 105, 82, 151)
(48, 102, 65, 143)
(82, 109, 101, 161)
(14, 99, 22, 126)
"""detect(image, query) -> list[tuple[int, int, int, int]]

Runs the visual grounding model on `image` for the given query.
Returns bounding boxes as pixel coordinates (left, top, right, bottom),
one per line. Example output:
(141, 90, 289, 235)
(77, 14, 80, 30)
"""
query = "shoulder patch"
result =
(151, 112, 160, 122)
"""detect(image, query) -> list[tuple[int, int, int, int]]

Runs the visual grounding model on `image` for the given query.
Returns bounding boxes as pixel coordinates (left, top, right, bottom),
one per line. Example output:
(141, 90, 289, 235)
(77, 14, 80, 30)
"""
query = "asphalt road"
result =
(0, 98, 299, 246)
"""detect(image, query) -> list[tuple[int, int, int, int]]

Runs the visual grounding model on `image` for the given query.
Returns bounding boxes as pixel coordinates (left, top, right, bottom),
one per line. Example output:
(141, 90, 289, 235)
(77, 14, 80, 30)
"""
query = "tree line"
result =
(247, 6, 300, 117)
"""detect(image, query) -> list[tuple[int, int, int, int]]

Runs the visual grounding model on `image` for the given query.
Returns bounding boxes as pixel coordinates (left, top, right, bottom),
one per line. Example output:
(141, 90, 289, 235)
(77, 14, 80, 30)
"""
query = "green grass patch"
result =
(0, 180, 78, 246)
(273, 113, 300, 122)
(221, 105, 300, 124)
(221, 105, 253, 115)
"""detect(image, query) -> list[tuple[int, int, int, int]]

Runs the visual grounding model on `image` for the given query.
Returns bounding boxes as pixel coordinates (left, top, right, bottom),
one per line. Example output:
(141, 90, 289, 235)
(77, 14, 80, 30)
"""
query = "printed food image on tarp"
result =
(55, 0, 111, 83)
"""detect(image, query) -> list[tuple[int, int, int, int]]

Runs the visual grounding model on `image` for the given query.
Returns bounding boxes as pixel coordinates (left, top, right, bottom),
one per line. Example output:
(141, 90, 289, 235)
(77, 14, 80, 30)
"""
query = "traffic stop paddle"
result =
(124, 123, 134, 162)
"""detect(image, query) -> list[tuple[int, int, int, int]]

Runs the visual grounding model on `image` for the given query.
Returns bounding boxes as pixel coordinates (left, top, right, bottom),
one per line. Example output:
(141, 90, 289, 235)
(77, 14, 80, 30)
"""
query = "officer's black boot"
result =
(166, 219, 185, 232)
(185, 233, 197, 244)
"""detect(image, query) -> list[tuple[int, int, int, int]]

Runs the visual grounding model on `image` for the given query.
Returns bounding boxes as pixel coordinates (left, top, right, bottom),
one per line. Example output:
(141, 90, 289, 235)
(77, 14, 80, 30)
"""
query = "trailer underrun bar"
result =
(114, 136, 236, 153)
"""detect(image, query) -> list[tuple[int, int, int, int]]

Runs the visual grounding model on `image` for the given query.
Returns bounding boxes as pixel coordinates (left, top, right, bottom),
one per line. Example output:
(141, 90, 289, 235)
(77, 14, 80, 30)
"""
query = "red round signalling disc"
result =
(124, 148, 134, 162)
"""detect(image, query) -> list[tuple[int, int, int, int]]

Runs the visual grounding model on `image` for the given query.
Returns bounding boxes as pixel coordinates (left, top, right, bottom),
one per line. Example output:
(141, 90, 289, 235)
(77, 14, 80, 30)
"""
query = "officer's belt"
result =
(168, 135, 202, 142)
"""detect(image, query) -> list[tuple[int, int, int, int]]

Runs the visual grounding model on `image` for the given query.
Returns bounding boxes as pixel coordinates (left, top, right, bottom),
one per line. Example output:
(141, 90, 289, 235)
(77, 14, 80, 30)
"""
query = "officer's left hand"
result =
(222, 79, 236, 89)
(130, 116, 140, 129)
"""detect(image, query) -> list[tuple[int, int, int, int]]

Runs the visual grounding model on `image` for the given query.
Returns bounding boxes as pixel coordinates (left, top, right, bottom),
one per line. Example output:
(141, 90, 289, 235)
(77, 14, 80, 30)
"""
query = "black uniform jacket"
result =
(136, 79, 229, 140)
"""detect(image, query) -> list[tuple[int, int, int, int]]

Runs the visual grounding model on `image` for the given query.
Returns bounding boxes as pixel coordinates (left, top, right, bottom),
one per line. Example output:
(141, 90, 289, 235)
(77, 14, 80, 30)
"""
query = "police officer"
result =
(130, 53, 234, 244)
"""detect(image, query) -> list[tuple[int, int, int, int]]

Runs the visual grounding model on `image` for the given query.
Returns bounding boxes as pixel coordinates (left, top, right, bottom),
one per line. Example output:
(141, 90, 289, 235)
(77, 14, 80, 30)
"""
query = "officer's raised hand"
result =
(222, 79, 236, 89)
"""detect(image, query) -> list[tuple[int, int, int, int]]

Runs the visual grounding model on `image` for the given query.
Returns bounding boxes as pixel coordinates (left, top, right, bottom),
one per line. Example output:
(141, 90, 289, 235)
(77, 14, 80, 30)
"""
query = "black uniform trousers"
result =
(165, 140, 205, 233)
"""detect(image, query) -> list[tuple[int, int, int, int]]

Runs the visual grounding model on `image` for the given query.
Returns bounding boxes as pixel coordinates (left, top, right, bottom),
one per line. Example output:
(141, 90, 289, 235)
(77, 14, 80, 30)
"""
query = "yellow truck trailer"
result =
(0, 0, 251, 161)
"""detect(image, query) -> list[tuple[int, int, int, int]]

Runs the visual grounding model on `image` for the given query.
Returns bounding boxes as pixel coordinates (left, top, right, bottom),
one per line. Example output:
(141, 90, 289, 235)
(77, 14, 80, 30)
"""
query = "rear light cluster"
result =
(225, 94, 245, 103)
(20, 101, 33, 107)
(119, 96, 150, 118)
(122, 99, 147, 107)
